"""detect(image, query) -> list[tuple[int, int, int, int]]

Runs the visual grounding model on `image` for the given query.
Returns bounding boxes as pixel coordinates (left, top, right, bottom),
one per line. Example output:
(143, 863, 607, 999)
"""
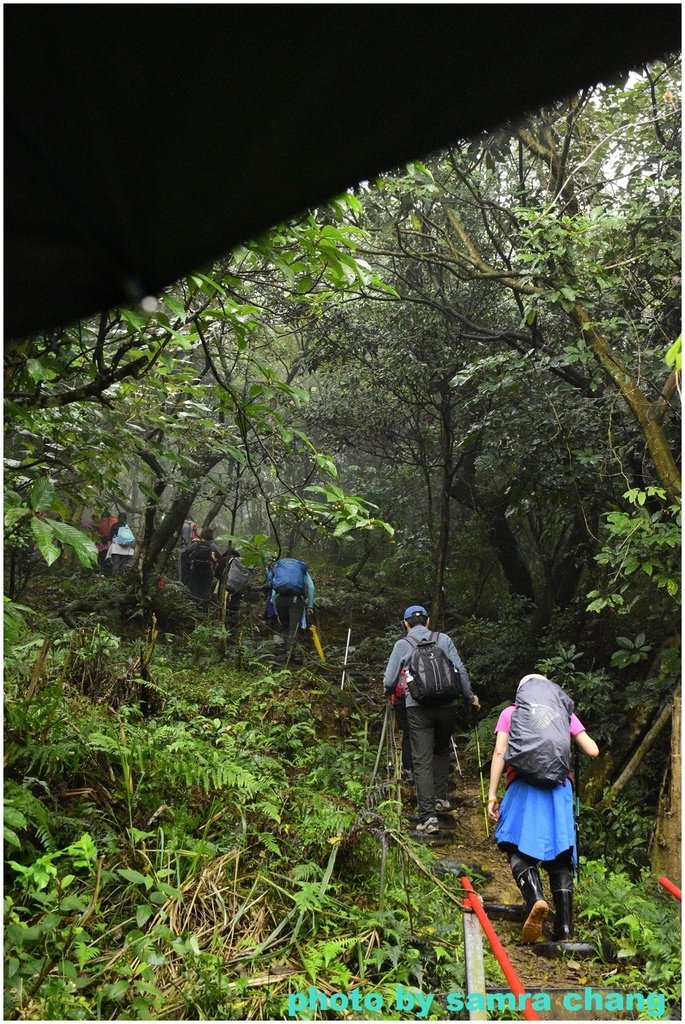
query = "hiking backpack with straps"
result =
(271, 558, 308, 595)
(504, 675, 574, 787)
(227, 555, 250, 593)
(403, 632, 462, 704)
(190, 541, 214, 568)
(115, 524, 135, 547)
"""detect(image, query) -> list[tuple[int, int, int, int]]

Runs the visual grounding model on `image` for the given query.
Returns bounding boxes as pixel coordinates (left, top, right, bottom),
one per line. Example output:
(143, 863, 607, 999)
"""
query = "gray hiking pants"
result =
(274, 592, 305, 662)
(407, 703, 458, 822)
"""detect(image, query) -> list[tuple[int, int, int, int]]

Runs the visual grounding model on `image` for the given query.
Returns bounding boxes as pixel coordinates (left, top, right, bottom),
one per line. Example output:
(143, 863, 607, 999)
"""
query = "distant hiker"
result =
(187, 528, 220, 606)
(178, 516, 199, 585)
(106, 513, 136, 576)
(96, 511, 118, 568)
(216, 545, 251, 633)
(266, 556, 315, 664)
(382, 605, 480, 834)
(487, 673, 599, 944)
(108, 512, 127, 542)
(181, 517, 198, 547)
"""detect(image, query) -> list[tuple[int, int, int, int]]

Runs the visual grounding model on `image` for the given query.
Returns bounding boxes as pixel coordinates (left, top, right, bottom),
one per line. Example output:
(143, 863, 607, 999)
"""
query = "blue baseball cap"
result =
(403, 605, 428, 620)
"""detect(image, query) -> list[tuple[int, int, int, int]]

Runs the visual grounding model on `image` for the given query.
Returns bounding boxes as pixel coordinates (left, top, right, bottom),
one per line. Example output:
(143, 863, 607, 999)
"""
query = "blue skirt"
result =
(495, 778, 577, 865)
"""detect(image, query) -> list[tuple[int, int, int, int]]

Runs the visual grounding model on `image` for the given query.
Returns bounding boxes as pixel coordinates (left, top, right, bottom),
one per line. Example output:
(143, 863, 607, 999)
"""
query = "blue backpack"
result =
(271, 558, 308, 595)
(115, 524, 135, 547)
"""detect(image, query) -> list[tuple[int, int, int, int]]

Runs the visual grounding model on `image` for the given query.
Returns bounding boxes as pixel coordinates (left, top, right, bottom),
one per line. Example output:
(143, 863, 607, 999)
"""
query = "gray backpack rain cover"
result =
(504, 675, 574, 787)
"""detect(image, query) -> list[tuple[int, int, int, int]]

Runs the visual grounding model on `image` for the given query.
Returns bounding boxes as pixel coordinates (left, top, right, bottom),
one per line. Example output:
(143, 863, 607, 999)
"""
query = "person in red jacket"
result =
(96, 511, 118, 569)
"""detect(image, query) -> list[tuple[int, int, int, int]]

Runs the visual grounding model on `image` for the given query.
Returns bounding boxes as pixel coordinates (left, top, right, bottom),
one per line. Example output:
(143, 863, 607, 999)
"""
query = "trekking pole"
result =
(340, 627, 352, 689)
(474, 724, 490, 838)
(451, 736, 462, 776)
(574, 746, 581, 884)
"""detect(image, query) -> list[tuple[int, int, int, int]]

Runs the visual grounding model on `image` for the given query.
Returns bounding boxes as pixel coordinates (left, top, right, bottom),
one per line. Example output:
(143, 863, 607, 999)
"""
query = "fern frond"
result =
(3, 781, 55, 852)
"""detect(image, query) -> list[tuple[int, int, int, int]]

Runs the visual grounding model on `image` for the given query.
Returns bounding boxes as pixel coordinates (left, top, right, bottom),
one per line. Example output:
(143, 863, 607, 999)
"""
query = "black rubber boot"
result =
(548, 858, 574, 941)
(509, 851, 549, 943)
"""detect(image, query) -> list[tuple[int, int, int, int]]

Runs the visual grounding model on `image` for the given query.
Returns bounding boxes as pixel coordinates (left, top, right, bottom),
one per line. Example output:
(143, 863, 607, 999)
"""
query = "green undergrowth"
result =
(4, 633, 478, 1020)
(576, 860, 681, 1010)
(4, 624, 681, 1020)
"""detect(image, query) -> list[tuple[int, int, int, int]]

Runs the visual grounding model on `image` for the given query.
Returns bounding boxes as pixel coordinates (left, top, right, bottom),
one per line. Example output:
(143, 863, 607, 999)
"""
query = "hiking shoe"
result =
(416, 816, 440, 834)
(435, 798, 452, 812)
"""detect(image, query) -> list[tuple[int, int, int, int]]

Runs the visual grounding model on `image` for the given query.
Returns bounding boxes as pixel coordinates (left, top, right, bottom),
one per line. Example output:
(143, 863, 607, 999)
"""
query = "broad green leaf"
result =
(48, 520, 98, 567)
(4, 826, 21, 849)
(104, 979, 129, 1000)
(117, 868, 152, 890)
(164, 295, 186, 320)
(155, 881, 182, 899)
(120, 308, 148, 331)
(30, 517, 60, 566)
(139, 481, 162, 502)
(665, 334, 681, 371)
(4, 506, 30, 529)
(136, 904, 154, 927)
(30, 477, 55, 513)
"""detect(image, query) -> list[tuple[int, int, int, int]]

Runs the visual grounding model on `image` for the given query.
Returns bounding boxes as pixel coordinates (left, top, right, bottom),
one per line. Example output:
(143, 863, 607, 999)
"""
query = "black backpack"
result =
(190, 541, 214, 568)
(504, 676, 574, 787)
(404, 632, 462, 704)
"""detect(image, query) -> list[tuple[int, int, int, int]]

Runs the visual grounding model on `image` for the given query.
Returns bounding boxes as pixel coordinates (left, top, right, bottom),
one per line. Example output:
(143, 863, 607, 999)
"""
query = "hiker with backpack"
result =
(487, 673, 599, 944)
(178, 516, 199, 585)
(105, 513, 136, 576)
(96, 511, 119, 569)
(382, 605, 480, 833)
(266, 556, 315, 664)
(186, 528, 220, 606)
(215, 545, 251, 633)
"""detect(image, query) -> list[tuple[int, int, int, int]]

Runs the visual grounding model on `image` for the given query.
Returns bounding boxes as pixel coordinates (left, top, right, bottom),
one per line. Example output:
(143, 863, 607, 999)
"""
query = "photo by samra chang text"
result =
(286, 984, 667, 1019)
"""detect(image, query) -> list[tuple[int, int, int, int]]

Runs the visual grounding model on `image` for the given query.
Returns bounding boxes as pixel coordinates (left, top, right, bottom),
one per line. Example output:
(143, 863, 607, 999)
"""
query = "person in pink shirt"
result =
(487, 674, 599, 944)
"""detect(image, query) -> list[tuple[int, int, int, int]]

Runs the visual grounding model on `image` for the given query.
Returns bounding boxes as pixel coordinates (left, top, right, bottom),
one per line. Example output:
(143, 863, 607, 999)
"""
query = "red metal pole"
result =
(658, 875, 682, 901)
(460, 875, 540, 1022)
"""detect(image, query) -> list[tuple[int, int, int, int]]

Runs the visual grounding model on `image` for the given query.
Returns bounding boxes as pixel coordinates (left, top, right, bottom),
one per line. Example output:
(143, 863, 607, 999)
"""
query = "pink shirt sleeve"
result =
(495, 705, 586, 734)
(495, 706, 515, 732)
(570, 712, 585, 736)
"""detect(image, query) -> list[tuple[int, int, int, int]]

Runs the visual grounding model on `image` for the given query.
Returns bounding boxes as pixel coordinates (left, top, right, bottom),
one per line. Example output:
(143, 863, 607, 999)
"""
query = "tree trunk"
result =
(431, 467, 450, 628)
(586, 699, 655, 795)
(450, 431, 536, 603)
(431, 386, 455, 628)
(572, 305, 681, 500)
(650, 689, 681, 885)
(490, 511, 535, 602)
(141, 452, 223, 585)
(602, 699, 672, 802)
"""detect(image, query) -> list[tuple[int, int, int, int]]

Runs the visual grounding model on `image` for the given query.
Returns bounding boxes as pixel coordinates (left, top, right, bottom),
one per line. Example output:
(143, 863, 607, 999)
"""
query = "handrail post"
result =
(460, 876, 540, 1022)
(462, 903, 487, 1020)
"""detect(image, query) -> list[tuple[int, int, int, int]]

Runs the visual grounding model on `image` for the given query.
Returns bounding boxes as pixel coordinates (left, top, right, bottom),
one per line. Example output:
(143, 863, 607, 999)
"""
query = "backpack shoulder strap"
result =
(401, 634, 419, 666)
